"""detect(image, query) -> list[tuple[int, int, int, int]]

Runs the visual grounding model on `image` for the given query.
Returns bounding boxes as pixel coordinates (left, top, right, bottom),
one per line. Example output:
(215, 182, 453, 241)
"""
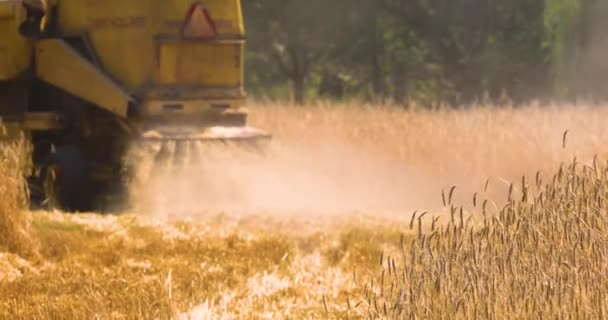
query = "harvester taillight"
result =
(181, 2, 217, 40)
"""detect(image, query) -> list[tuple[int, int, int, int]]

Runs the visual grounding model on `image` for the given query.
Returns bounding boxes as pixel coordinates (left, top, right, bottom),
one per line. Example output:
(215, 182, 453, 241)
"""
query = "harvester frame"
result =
(0, 0, 269, 212)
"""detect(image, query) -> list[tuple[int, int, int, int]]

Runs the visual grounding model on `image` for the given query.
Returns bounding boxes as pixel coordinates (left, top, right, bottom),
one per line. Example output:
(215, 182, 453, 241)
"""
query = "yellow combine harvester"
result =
(0, 0, 269, 211)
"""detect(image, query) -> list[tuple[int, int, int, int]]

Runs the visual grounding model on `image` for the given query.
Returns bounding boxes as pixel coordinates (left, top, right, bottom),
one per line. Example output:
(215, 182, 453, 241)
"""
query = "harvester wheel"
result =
(28, 157, 60, 211)
(38, 146, 95, 212)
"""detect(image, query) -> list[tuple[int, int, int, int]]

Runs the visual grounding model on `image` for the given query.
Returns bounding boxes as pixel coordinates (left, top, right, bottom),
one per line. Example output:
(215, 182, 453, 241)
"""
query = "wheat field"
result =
(1, 102, 608, 319)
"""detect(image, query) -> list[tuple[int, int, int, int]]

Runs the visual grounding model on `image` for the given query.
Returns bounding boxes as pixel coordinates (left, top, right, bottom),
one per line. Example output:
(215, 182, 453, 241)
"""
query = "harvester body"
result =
(0, 0, 268, 211)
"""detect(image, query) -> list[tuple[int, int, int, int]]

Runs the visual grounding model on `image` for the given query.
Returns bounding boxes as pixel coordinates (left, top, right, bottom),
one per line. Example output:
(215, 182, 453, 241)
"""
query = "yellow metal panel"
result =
(84, 0, 154, 88)
(55, 0, 86, 33)
(35, 39, 132, 118)
(209, 0, 245, 36)
(0, 1, 31, 80)
(159, 44, 178, 84)
(140, 98, 244, 116)
(155, 0, 244, 37)
(138, 86, 245, 100)
(0, 3, 14, 18)
(197, 0, 245, 37)
(55, 0, 245, 90)
(159, 42, 243, 87)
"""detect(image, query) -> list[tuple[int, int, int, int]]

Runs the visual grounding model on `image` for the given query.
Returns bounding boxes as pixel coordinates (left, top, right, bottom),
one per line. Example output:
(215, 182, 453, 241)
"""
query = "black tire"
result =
(27, 140, 55, 211)
(48, 146, 95, 212)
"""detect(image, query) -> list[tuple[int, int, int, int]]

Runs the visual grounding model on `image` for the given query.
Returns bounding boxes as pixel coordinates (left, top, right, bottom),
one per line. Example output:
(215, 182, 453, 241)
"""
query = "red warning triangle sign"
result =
(181, 2, 217, 40)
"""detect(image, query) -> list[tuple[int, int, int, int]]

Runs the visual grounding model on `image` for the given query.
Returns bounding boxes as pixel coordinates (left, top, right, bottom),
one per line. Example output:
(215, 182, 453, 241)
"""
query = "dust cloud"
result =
(126, 139, 443, 220)
(124, 104, 608, 221)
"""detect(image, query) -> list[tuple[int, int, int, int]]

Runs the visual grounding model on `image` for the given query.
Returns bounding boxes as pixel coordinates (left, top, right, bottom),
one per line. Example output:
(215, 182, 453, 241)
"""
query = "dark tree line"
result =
(242, 0, 608, 106)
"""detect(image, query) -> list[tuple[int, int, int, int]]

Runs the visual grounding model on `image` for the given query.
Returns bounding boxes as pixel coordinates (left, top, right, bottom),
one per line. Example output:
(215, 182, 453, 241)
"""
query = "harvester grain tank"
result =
(0, 0, 270, 211)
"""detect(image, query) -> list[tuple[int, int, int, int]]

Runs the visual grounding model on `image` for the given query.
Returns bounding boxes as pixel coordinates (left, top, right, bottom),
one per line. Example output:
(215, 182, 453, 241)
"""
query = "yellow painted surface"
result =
(0, 1, 31, 80)
(55, 0, 86, 33)
(56, 0, 245, 90)
(159, 42, 242, 86)
(35, 39, 132, 118)
(141, 98, 244, 116)
(0, 2, 14, 18)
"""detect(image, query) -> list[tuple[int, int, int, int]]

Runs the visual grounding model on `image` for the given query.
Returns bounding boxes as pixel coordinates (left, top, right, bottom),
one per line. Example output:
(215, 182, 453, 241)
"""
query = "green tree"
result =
(243, 0, 356, 104)
(544, 0, 608, 100)
(241, 0, 597, 105)
(544, 0, 582, 97)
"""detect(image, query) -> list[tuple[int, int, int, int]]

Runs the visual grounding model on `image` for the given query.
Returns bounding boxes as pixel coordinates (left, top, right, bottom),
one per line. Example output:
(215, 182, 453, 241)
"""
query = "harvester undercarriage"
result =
(15, 83, 270, 212)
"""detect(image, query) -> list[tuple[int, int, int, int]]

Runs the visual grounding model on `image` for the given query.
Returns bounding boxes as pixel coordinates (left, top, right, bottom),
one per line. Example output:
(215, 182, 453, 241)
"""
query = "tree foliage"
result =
(242, 0, 605, 105)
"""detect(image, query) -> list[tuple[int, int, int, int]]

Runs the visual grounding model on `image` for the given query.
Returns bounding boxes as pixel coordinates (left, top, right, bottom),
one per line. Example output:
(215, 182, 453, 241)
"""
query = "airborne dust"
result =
(124, 104, 608, 222)
(126, 139, 436, 220)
